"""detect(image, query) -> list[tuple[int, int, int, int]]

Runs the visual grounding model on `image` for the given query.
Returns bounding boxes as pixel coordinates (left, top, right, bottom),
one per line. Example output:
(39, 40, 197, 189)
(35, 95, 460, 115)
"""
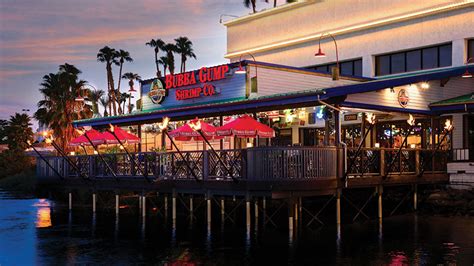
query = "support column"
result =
(172, 190, 176, 221)
(288, 198, 295, 233)
(246, 196, 251, 228)
(139, 195, 142, 210)
(68, 192, 72, 211)
(254, 199, 259, 224)
(207, 193, 212, 226)
(377, 185, 383, 220)
(189, 195, 194, 214)
(164, 195, 168, 217)
(336, 189, 341, 225)
(92, 192, 97, 213)
(220, 197, 225, 219)
(115, 193, 119, 215)
(413, 184, 418, 211)
(142, 194, 146, 217)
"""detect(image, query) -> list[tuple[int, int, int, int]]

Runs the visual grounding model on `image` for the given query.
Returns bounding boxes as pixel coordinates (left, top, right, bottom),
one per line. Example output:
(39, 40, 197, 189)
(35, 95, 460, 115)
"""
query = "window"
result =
(307, 58, 363, 76)
(468, 39, 474, 60)
(375, 43, 452, 76)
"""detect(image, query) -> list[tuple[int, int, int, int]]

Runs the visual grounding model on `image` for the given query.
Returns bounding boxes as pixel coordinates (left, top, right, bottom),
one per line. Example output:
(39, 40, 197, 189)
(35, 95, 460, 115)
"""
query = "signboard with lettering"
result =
(140, 64, 246, 111)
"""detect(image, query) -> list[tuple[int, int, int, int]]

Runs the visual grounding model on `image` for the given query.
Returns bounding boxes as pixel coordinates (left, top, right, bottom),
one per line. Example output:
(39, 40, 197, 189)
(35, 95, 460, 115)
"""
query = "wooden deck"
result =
(36, 146, 449, 198)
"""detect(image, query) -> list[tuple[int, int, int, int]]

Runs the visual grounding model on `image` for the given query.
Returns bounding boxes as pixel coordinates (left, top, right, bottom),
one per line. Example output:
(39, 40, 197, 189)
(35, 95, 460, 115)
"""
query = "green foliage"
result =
(6, 113, 34, 151)
(34, 64, 92, 150)
(0, 119, 8, 144)
(175, 36, 196, 73)
(0, 150, 34, 179)
(0, 167, 36, 193)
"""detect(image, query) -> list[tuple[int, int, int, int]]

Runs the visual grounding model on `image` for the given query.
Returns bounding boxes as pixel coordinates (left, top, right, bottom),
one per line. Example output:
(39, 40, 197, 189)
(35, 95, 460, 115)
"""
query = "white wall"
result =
(226, 0, 474, 77)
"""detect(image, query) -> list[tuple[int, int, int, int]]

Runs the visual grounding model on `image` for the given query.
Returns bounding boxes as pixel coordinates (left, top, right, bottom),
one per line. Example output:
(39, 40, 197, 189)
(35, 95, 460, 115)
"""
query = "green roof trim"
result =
(430, 93, 474, 106)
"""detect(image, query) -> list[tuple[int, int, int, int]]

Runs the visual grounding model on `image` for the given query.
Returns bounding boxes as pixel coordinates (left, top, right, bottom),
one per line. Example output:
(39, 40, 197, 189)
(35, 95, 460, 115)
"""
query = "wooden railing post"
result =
(415, 150, 420, 176)
(380, 148, 385, 177)
(203, 150, 209, 180)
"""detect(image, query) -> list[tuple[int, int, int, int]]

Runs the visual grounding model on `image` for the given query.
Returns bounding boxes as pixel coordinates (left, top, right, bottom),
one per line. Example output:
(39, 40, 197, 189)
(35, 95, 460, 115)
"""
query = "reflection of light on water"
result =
(35, 199, 52, 228)
(389, 251, 408, 265)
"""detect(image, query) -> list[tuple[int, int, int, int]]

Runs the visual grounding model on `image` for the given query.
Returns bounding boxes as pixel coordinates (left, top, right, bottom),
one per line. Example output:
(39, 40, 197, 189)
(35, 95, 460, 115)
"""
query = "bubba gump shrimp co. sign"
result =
(164, 64, 230, 101)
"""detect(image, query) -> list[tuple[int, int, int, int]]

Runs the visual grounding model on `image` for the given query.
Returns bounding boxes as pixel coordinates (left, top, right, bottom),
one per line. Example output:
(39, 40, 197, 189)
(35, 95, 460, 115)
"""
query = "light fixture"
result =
(235, 63, 246, 74)
(408, 84, 417, 90)
(374, 143, 380, 148)
(462, 58, 473, 78)
(119, 145, 124, 150)
(410, 144, 416, 149)
(314, 47, 326, 58)
(70, 151, 76, 156)
(444, 119, 453, 131)
(420, 82, 430, 89)
(93, 150, 98, 155)
(390, 87, 395, 93)
(407, 114, 415, 126)
(75, 95, 84, 102)
(462, 69, 472, 78)
(246, 142, 253, 148)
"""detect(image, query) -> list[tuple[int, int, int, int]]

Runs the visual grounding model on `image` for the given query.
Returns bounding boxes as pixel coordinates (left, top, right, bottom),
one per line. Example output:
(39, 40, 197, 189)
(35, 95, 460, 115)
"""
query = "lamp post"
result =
(107, 124, 149, 182)
(27, 140, 65, 180)
(418, 119, 453, 177)
(235, 53, 258, 95)
(384, 114, 416, 179)
(314, 32, 340, 80)
(189, 119, 237, 182)
(43, 133, 89, 180)
(461, 58, 473, 78)
(77, 128, 118, 180)
(158, 117, 201, 182)
(344, 113, 376, 181)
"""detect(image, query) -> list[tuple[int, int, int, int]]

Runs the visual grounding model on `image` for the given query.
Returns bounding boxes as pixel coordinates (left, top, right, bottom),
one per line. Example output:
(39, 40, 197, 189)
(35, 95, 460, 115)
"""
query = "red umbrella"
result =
(168, 118, 221, 141)
(70, 129, 105, 146)
(103, 125, 141, 144)
(216, 115, 275, 138)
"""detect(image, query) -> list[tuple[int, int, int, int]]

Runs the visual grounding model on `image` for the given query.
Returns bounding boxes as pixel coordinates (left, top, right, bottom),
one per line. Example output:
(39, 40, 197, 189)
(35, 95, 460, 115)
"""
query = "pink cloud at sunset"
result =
(0, 0, 278, 124)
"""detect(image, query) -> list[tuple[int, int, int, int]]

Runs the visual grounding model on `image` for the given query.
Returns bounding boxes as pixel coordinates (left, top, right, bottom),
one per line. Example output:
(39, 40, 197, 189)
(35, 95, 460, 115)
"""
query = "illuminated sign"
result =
(165, 64, 230, 101)
(344, 114, 358, 121)
(398, 89, 409, 108)
(140, 63, 245, 112)
(148, 79, 166, 104)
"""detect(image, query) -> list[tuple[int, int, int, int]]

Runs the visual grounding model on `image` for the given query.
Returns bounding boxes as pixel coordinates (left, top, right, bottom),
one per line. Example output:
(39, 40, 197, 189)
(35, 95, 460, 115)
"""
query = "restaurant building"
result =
(34, 1, 474, 227)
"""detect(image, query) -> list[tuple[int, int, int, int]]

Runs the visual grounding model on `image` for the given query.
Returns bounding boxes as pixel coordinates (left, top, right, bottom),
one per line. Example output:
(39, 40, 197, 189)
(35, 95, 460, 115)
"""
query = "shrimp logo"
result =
(148, 79, 166, 104)
(398, 89, 409, 108)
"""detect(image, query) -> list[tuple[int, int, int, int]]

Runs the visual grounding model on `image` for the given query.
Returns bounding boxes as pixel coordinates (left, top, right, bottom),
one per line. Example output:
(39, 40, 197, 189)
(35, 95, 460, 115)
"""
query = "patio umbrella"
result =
(103, 125, 141, 144)
(168, 118, 221, 141)
(216, 115, 275, 138)
(69, 129, 105, 146)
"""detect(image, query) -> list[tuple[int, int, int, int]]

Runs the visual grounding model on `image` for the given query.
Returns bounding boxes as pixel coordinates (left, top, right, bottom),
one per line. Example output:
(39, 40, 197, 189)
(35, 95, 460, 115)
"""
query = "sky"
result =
(0, 0, 282, 127)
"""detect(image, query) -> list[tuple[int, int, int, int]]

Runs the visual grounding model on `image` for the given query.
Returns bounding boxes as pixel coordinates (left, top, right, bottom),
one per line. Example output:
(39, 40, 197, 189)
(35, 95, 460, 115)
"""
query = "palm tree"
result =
(97, 46, 119, 116)
(175, 37, 197, 73)
(6, 113, 33, 151)
(146, 38, 165, 77)
(115, 49, 133, 115)
(34, 65, 92, 150)
(158, 56, 169, 76)
(244, 0, 257, 13)
(120, 92, 129, 114)
(162, 43, 177, 75)
(99, 96, 109, 117)
(122, 72, 142, 93)
(87, 89, 104, 118)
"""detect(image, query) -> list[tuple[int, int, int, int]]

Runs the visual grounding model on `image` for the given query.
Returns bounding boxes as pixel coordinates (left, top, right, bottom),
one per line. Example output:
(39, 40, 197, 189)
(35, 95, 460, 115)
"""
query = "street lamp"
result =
(219, 14, 239, 24)
(314, 32, 340, 80)
(235, 52, 259, 94)
(461, 58, 473, 78)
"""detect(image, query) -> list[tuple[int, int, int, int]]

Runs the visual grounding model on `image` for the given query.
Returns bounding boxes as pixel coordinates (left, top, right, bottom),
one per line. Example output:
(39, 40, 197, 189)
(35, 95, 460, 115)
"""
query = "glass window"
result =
(406, 50, 421, 72)
(391, 52, 405, 74)
(340, 61, 353, 76)
(308, 58, 363, 76)
(354, 59, 363, 76)
(376, 55, 390, 76)
(375, 43, 452, 76)
(469, 39, 474, 59)
(422, 47, 438, 69)
(439, 44, 452, 67)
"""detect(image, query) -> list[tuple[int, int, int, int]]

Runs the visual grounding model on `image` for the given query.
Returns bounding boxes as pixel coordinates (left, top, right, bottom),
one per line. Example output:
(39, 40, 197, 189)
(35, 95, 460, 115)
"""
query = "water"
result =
(0, 190, 473, 265)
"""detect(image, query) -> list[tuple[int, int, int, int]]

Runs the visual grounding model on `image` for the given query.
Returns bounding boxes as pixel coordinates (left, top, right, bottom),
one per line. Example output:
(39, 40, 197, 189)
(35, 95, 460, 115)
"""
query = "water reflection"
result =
(34, 199, 52, 228)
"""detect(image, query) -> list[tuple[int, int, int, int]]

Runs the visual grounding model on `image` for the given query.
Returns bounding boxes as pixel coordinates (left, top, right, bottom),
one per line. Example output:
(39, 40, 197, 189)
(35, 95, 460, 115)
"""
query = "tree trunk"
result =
(252, 0, 256, 12)
(155, 51, 162, 78)
(274, 0, 277, 7)
(107, 64, 117, 116)
(117, 63, 123, 115)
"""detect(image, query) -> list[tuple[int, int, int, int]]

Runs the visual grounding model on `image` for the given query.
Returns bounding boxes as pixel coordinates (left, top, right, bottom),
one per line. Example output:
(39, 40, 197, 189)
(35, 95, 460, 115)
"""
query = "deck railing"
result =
(347, 148, 449, 177)
(36, 146, 447, 181)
